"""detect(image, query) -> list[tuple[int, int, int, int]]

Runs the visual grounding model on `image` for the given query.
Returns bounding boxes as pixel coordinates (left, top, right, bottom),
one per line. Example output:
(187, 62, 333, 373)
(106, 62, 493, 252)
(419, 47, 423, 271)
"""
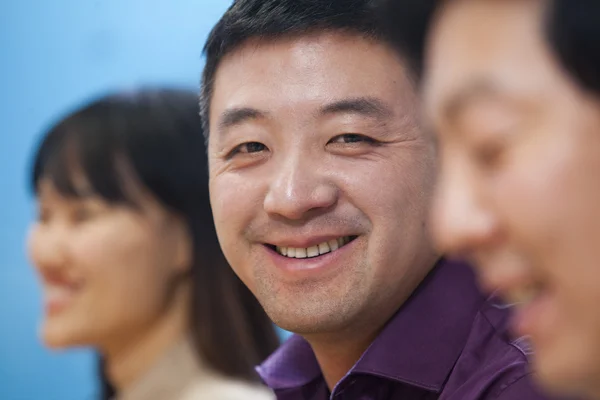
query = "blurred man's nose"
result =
(431, 164, 499, 258)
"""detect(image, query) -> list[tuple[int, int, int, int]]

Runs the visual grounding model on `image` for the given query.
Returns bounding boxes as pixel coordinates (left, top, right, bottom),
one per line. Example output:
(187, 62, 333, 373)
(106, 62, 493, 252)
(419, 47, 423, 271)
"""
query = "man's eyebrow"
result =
(216, 97, 391, 135)
(442, 80, 504, 122)
(217, 107, 268, 132)
(319, 97, 392, 119)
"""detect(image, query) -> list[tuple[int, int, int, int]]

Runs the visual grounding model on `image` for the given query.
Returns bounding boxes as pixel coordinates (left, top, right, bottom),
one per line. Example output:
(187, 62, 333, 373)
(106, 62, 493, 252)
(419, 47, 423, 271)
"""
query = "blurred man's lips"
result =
(486, 272, 553, 340)
(503, 284, 544, 306)
(265, 235, 357, 259)
(511, 284, 555, 342)
(470, 256, 554, 339)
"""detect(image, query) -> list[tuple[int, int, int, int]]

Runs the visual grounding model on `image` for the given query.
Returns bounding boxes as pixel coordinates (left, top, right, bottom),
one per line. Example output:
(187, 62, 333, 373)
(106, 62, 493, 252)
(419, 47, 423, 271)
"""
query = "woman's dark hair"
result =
(30, 88, 280, 399)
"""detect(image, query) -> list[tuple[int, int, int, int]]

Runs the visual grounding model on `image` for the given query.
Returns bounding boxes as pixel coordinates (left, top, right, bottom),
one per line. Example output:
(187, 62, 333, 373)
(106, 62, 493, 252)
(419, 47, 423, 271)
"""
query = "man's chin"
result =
(254, 277, 368, 335)
(265, 304, 359, 337)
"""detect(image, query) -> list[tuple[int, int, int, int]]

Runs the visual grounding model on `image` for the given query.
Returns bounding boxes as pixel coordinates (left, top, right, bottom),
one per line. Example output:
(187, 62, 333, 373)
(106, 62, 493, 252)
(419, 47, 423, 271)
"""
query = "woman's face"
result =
(28, 177, 190, 352)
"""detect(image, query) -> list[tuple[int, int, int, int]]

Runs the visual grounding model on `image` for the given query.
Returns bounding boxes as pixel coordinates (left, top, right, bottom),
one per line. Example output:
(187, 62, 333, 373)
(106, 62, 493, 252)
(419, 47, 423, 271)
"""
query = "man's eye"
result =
(227, 142, 268, 158)
(328, 134, 374, 144)
(241, 142, 267, 153)
(471, 141, 506, 170)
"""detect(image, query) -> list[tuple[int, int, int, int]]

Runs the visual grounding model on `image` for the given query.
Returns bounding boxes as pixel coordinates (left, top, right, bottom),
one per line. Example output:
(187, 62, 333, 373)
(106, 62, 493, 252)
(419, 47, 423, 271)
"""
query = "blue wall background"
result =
(0, 1, 289, 399)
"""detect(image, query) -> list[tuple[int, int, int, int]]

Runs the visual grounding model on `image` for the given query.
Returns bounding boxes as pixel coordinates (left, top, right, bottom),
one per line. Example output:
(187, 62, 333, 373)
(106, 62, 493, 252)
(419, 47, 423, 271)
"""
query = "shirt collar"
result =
(257, 259, 486, 393)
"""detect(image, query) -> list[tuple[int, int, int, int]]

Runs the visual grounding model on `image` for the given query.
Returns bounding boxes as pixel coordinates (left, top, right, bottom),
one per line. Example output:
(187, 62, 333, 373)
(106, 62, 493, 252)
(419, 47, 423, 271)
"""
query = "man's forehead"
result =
(426, 49, 561, 120)
(215, 32, 364, 72)
(426, 69, 545, 131)
(429, 0, 544, 66)
(210, 35, 411, 120)
(211, 30, 406, 89)
(426, 35, 548, 119)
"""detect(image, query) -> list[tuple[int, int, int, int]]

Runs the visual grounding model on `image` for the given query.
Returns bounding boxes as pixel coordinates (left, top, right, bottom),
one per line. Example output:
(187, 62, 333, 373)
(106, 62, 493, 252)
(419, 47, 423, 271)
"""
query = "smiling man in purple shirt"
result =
(200, 0, 557, 399)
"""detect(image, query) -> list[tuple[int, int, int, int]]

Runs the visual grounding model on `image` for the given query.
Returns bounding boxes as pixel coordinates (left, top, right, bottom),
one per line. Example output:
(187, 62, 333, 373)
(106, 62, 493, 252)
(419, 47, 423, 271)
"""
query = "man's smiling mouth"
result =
(266, 236, 358, 259)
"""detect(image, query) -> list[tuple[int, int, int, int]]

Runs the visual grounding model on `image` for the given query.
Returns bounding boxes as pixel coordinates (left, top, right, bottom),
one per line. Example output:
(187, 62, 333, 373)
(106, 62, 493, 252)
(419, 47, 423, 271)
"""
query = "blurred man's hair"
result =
(379, 0, 600, 95)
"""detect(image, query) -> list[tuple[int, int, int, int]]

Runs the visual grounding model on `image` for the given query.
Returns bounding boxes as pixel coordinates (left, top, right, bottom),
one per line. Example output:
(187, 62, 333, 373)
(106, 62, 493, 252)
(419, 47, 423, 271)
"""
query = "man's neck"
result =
(310, 335, 375, 391)
(302, 270, 433, 391)
(103, 289, 190, 393)
(302, 254, 441, 391)
(303, 320, 384, 392)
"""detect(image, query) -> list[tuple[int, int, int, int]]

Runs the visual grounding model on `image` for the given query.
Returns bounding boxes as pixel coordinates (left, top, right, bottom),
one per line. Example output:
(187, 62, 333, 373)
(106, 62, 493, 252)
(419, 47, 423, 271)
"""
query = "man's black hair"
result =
(200, 0, 394, 139)
(379, 0, 600, 95)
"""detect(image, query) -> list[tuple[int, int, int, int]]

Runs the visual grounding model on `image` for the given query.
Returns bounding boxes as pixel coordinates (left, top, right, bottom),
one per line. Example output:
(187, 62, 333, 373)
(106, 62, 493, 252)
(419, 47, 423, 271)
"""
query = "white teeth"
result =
(306, 246, 319, 258)
(295, 248, 307, 259)
(318, 242, 330, 255)
(275, 236, 353, 259)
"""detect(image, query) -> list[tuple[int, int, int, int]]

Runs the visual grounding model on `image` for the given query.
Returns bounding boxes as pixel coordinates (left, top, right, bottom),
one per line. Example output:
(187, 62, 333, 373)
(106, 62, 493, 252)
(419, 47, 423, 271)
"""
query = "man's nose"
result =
(431, 165, 499, 258)
(263, 154, 338, 221)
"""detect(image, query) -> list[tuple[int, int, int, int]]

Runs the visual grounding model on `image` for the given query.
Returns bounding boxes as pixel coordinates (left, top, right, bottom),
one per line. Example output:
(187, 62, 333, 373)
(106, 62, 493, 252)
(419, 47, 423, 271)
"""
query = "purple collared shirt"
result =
(257, 260, 560, 400)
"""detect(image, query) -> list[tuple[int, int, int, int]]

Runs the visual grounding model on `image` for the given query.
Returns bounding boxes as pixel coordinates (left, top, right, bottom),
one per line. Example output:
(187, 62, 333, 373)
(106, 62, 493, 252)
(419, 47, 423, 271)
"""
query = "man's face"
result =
(425, 0, 600, 396)
(208, 32, 438, 336)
